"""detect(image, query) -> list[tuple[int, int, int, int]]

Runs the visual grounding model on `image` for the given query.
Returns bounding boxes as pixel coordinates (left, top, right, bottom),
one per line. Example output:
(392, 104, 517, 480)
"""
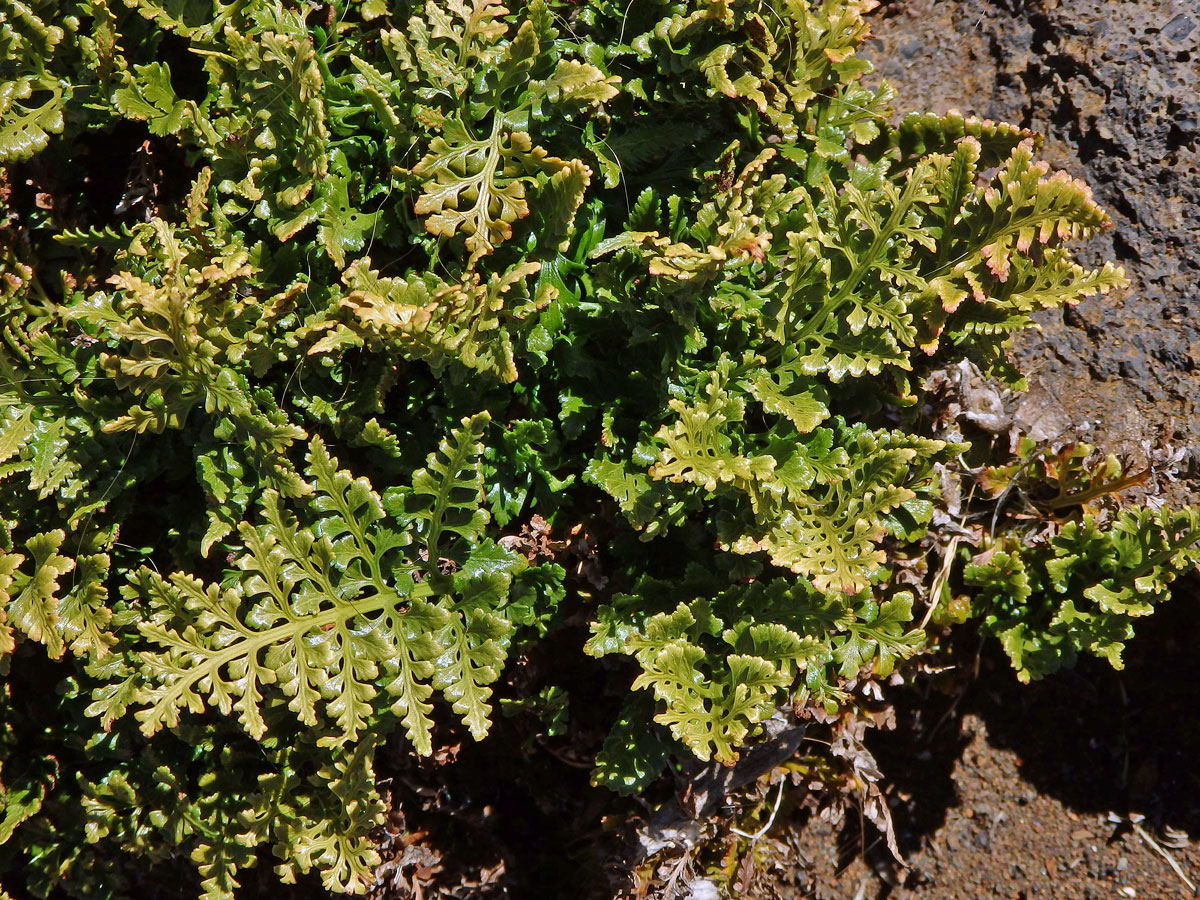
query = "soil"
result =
(790, 580, 1200, 900)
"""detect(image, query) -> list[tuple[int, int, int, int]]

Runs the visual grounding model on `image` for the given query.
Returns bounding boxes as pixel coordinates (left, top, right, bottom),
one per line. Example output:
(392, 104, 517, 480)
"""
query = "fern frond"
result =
(413, 118, 581, 262)
(650, 370, 775, 492)
(131, 451, 420, 745)
(592, 584, 840, 763)
(832, 593, 924, 678)
(0, 403, 36, 469)
(890, 110, 1038, 166)
(968, 508, 1200, 681)
(624, 601, 794, 764)
(311, 259, 534, 382)
(53, 550, 115, 658)
(743, 371, 829, 435)
(433, 594, 512, 739)
(112, 62, 195, 136)
(1, 530, 74, 659)
(284, 738, 384, 894)
(192, 8, 330, 221)
(378, 0, 509, 104)
(775, 165, 934, 380)
(409, 411, 491, 559)
(70, 223, 309, 495)
(583, 457, 671, 531)
(0, 78, 67, 163)
(130, 420, 515, 754)
(748, 426, 951, 594)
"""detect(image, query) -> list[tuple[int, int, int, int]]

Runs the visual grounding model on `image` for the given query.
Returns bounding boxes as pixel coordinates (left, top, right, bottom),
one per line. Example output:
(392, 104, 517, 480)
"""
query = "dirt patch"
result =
(867, 0, 1200, 506)
(790, 575, 1200, 899)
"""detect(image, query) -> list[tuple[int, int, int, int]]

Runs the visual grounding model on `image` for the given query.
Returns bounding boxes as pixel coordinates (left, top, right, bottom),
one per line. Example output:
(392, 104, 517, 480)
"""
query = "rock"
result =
(864, 0, 1200, 507)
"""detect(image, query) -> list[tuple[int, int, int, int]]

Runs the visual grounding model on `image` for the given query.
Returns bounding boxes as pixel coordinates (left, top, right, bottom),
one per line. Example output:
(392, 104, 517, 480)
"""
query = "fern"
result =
(0, 0, 69, 163)
(0, 530, 74, 660)
(393, 0, 614, 263)
(414, 119, 577, 262)
(645, 370, 952, 593)
(305, 258, 538, 383)
(281, 737, 385, 894)
(968, 507, 1200, 681)
(959, 441, 1200, 681)
(0, 0, 1188, 896)
(131, 416, 514, 755)
(408, 411, 491, 557)
(650, 369, 777, 493)
(587, 577, 926, 762)
(112, 63, 196, 137)
(0, 78, 66, 163)
(748, 426, 953, 594)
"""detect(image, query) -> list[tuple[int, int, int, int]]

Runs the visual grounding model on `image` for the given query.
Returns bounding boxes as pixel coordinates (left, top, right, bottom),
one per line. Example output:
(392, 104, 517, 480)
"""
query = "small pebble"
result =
(1163, 14, 1195, 42)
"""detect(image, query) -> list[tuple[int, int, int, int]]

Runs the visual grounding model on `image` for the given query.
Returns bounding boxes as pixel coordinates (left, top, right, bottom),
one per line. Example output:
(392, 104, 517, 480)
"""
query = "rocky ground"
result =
(789, 595, 1200, 899)
(868, 0, 1200, 505)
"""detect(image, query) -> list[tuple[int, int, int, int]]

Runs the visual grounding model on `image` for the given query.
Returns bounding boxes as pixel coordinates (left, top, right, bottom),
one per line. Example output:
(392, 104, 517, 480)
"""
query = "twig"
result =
(1131, 819, 1196, 892)
(919, 534, 962, 630)
(1110, 812, 1197, 892)
(730, 780, 786, 841)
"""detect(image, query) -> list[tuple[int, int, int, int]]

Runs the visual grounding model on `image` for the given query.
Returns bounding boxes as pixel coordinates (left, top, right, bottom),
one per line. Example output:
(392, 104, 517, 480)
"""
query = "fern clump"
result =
(961, 440, 1200, 681)
(0, 0, 1194, 897)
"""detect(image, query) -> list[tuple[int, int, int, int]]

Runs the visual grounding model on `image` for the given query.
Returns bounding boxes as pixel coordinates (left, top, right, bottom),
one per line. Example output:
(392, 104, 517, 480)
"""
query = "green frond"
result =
(433, 597, 513, 739)
(969, 508, 1200, 682)
(743, 371, 829, 435)
(590, 580, 849, 763)
(540, 58, 621, 108)
(193, 8, 330, 221)
(112, 63, 195, 136)
(68, 225, 308, 497)
(624, 601, 794, 764)
(832, 593, 924, 678)
(127, 422, 515, 755)
(413, 118, 581, 262)
(650, 370, 776, 493)
(0, 404, 35, 470)
(590, 695, 674, 795)
(749, 427, 949, 592)
(284, 739, 384, 894)
(409, 411, 491, 558)
(0, 2, 68, 161)
(583, 457, 666, 531)
(0, 78, 67, 163)
(53, 551, 115, 659)
(309, 259, 533, 382)
(890, 110, 1039, 166)
(1, 530, 74, 660)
